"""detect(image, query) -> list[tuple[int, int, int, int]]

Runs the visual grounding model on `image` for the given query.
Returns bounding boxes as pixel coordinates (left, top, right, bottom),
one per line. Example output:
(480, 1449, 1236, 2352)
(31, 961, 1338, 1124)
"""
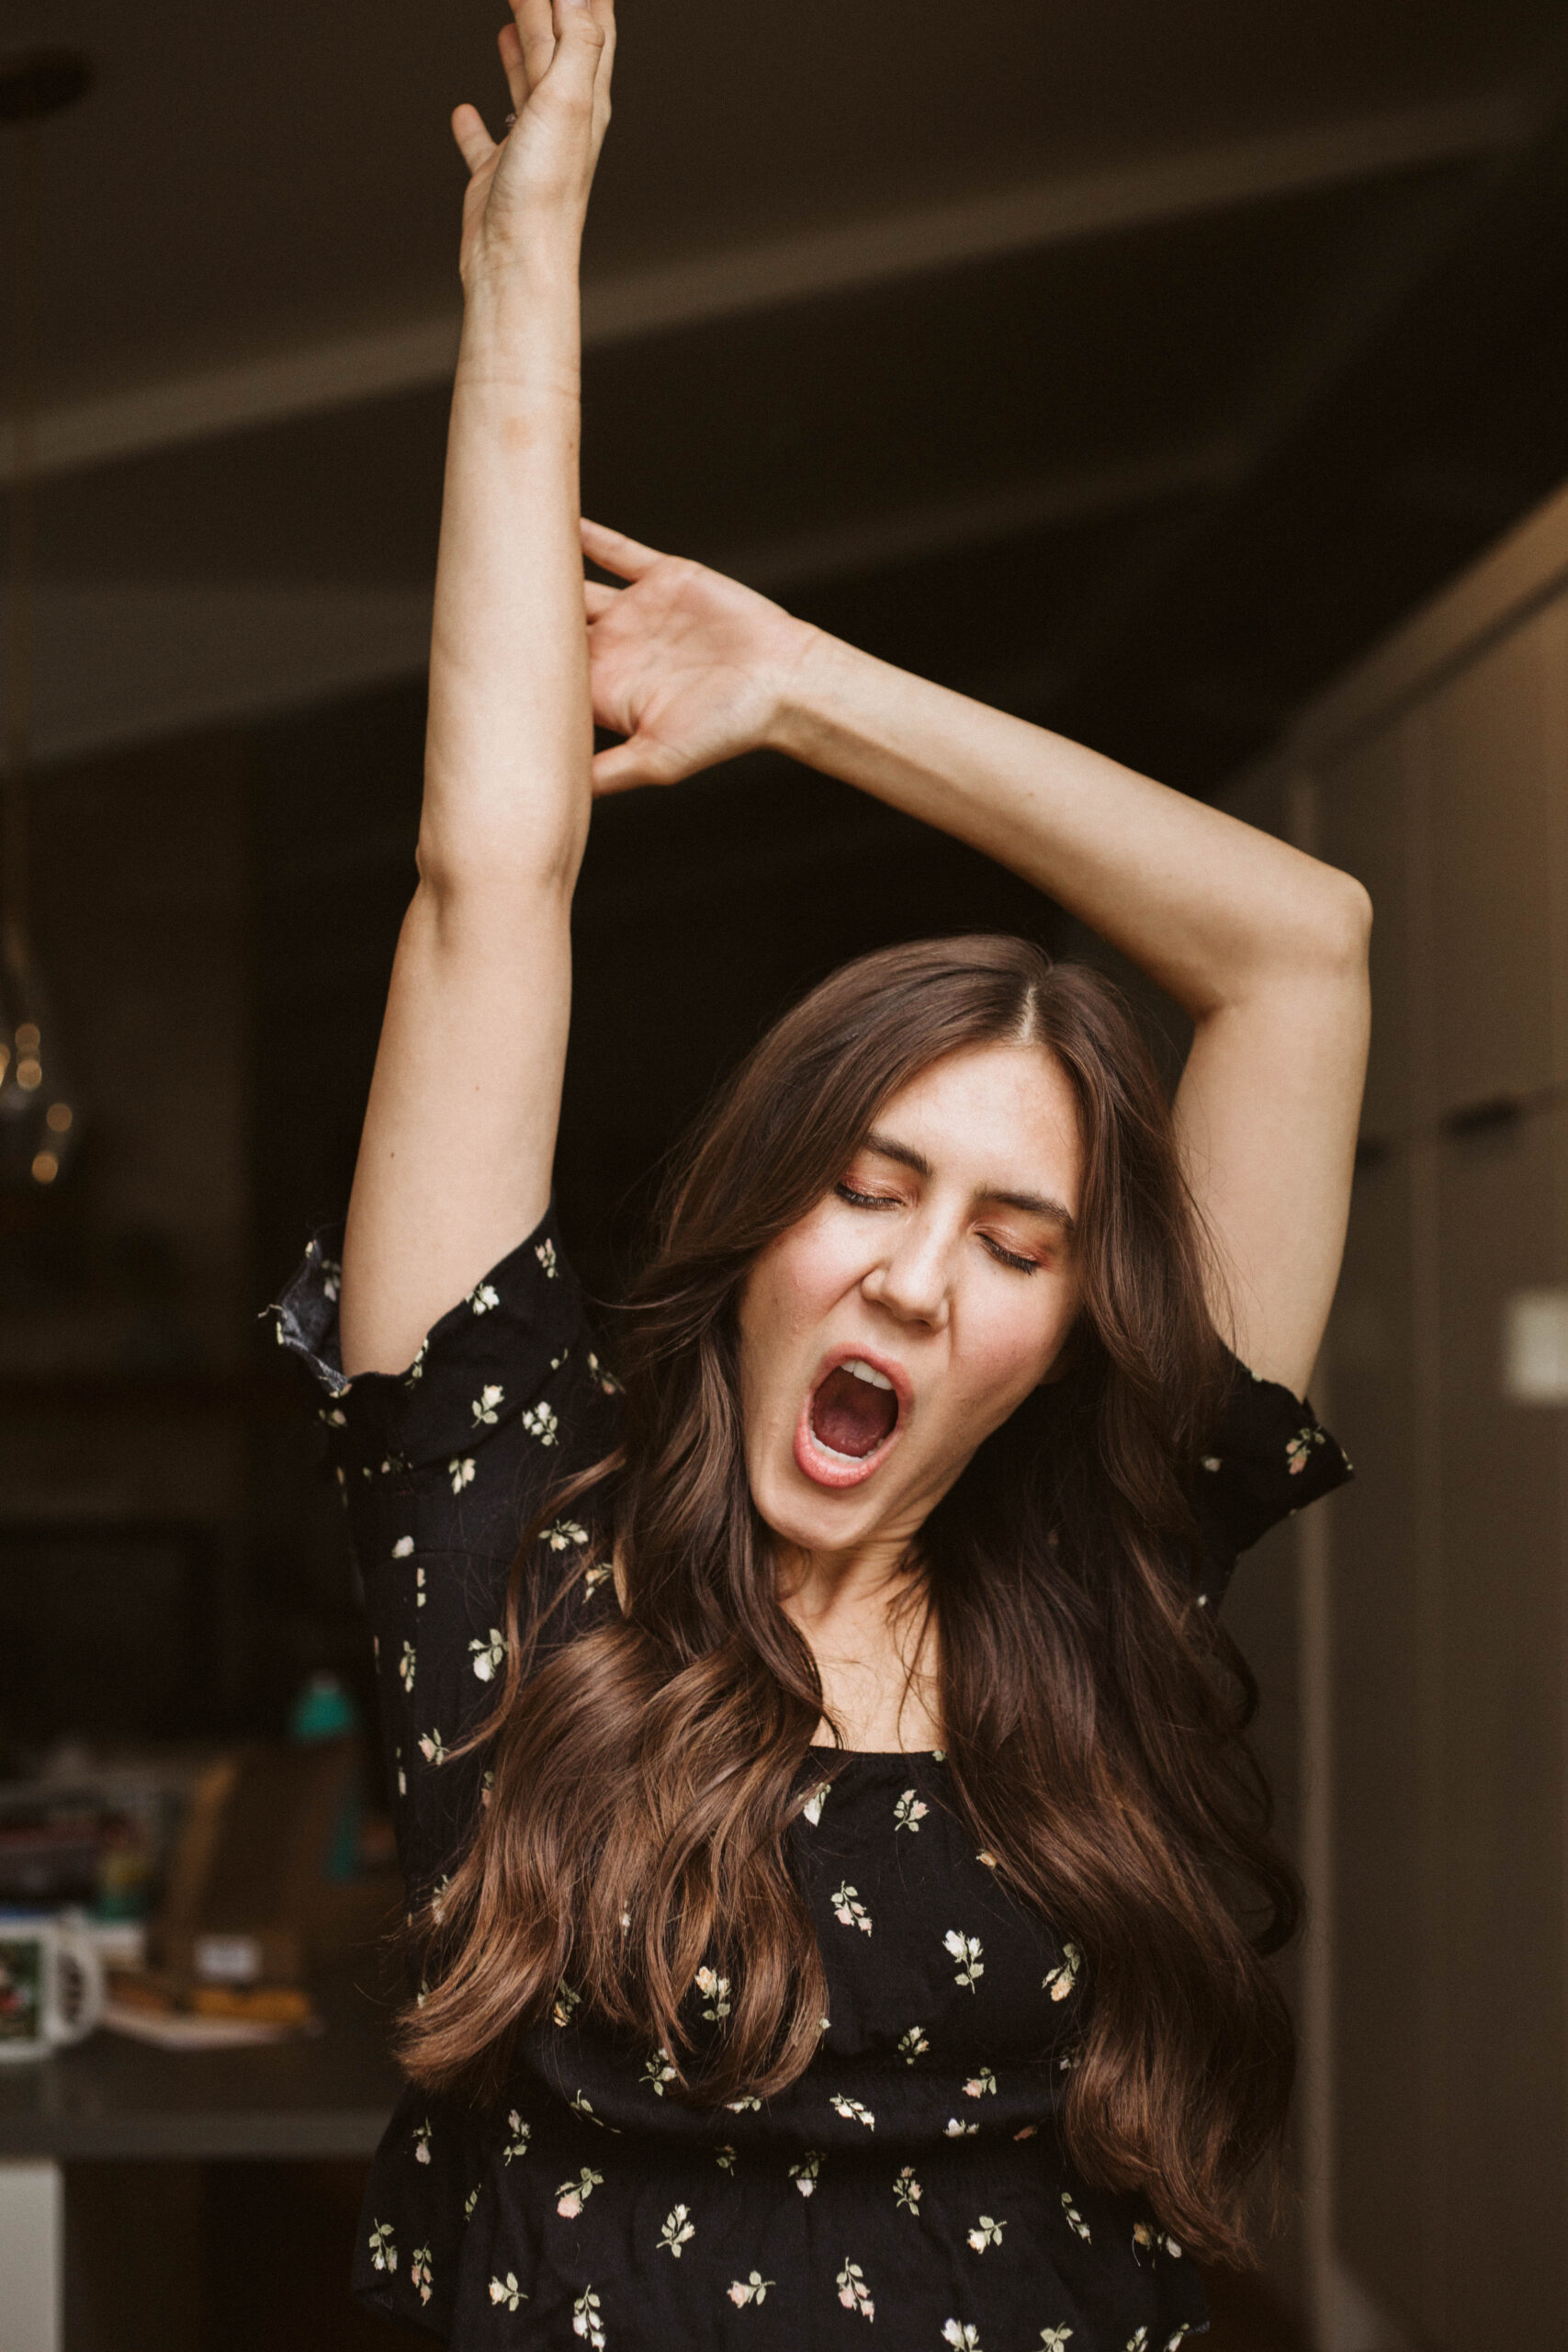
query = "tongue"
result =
(811, 1365, 897, 1460)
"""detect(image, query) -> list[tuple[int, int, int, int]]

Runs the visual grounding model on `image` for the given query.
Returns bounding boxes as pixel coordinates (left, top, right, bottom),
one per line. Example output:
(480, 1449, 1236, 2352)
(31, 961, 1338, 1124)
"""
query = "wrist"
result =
(765, 624, 854, 761)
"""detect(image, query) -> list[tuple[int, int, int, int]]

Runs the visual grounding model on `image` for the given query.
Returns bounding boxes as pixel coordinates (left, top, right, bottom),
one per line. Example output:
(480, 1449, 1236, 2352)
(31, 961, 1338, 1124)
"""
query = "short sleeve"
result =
(1189, 1351, 1353, 1611)
(265, 1204, 621, 1911)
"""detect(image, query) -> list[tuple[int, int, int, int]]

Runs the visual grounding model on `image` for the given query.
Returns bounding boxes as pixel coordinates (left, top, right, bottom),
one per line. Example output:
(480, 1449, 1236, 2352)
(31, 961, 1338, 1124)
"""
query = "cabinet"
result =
(1226, 481, 1568, 2349)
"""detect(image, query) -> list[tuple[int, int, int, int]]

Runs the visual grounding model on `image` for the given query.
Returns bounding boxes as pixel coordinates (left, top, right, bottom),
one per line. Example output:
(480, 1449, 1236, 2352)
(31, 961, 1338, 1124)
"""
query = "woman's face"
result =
(737, 1040, 1086, 1563)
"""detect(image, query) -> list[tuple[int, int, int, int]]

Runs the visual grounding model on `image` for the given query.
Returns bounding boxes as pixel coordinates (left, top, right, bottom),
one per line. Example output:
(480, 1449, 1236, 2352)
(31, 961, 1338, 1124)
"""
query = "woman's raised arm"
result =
(339, 0, 615, 1380)
(580, 526, 1370, 1396)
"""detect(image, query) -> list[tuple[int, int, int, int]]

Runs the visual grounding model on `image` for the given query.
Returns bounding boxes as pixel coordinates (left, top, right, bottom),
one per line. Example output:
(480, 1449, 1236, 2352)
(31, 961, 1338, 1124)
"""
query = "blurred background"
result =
(3, 2, 1568, 2346)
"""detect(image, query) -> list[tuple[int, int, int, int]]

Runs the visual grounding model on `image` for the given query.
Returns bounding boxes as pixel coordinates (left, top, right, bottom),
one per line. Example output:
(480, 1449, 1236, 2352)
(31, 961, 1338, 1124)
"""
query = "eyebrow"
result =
(861, 1129, 1077, 1233)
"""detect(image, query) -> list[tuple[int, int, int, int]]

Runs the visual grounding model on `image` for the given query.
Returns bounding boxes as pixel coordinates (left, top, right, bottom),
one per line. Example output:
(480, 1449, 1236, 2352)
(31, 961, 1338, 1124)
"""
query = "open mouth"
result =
(795, 1354, 906, 1489)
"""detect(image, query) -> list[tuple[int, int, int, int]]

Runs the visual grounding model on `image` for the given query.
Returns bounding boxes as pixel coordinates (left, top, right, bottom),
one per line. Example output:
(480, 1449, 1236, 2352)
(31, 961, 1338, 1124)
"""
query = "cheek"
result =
(957, 1281, 1079, 1419)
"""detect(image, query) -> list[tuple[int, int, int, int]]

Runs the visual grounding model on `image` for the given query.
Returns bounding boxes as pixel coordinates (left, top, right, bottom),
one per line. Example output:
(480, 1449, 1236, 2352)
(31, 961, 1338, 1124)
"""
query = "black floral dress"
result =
(270, 1205, 1350, 2352)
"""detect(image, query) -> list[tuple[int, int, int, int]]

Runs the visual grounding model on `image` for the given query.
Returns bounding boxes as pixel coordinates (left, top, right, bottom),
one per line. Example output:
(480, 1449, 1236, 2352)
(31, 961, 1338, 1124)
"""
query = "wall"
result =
(1224, 478, 1568, 2350)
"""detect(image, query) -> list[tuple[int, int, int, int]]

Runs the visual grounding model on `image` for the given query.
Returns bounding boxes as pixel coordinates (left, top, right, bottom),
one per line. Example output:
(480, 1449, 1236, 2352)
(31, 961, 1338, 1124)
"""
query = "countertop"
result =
(0, 1962, 404, 2160)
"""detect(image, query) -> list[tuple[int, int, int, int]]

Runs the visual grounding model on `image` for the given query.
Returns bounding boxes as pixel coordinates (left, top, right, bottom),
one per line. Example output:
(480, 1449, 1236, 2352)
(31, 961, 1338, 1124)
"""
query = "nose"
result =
(862, 1219, 952, 1329)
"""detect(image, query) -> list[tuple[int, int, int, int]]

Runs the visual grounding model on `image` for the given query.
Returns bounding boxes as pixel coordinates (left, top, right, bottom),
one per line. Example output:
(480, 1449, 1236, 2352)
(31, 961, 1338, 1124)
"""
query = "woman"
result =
(272, 4, 1369, 2343)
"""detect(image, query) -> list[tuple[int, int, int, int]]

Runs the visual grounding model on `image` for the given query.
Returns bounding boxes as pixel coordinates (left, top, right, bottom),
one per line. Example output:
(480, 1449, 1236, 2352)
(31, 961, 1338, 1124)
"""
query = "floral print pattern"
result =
(269, 1204, 1350, 2348)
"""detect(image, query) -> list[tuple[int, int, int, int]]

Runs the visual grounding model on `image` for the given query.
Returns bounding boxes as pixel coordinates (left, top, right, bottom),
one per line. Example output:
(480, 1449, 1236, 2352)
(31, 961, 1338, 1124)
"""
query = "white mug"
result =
(0, 1917, 105, 2061)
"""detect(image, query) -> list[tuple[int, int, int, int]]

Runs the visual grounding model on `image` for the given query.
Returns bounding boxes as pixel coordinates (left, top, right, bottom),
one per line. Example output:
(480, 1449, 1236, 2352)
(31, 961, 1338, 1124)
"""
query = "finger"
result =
(583, 581, 622, 618)
(513, 0, 556, 92)
(540, 0, 607, 102)
(451, 104, 498, 175)
(497, 22, 529, 116)
(591, 738, 670, 797)
(581, 517, 664, 582)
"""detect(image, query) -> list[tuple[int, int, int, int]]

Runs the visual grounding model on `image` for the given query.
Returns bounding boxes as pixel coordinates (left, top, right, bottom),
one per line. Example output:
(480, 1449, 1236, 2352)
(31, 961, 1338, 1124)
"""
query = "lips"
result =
(794, 1350, 908, 1491)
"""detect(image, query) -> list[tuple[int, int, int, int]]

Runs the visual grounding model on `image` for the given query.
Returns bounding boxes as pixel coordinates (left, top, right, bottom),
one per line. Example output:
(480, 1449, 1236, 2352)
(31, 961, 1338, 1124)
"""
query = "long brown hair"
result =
(400, 935, 1299, 2261)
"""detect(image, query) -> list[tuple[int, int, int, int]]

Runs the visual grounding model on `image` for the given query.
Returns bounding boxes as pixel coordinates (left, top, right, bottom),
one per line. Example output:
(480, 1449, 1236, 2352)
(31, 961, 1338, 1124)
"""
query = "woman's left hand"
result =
(581, 519, 818, 794)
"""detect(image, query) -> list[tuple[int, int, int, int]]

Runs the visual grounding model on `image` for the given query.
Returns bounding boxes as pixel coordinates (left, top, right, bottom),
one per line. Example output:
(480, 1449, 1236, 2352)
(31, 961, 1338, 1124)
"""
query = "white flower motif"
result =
(367, 2221, 397, 2274)
(728, 2271, 775, 2307)
(836, 2258, 874, 2321)
(1201, 1455, 1223, 1474)
(464, 2184, 480, 2221)
(658, 2204, 695, 2258)
(551, 1979, 582, 2028)
(944, 1928, 985, 1990)
(543, 1518, 590, 1552)
(321, 1258, 342, 1303)
(1286, 1426, 1325, 1475)
(587, 1350, 621, 1395)
(725, 2094, 762, 2113)
(894, 1788, 929, 1832)
(1040, 2333, 1075, 2351)
(409, 2246, 433, 2305)
(898, 2026, 929, 2064)
(715, 2143, 737, 2172)
(1043, 1941, 1082, 2002)
(502, 2110, 531, 2163)
(1132, 2220, 1184, 2263)
(471, 1383, 504, 1426)
(894, 2165, 922, 2212)
(830, 1882, 873, 1935)
(1126, 2334, 1149, 2352)
(642, 2045, 679, 2096)
(468, 1282, 501, 1315)
(412, 2117, 433, 2165)
(582, 1561, 612, 1596)
(944, 2117, 979, 2138)
(489, 2272, 525, 2312)
(522, 1401, 558, 1447)
(966, 2214, 1006, 2253)
(802, 1781, 831, 1826)
(536, 1238, 558, 1278)
(448, 1455, 476, 1495)
(963, 2067, 997, 2098)
(399, 1641, 416, 1694)
(1060, 2190, 1091, 2242)
(569, 2090, 621, 2131)
(415, 1566, 426, 1607)
(829, 2094, 874, 2129)
(942, 2324, 981, 2349)
(790, 2150, 822, 2197)
(392, 1535, 414, 1559)
(417, 1729, 449, 1766)
(469, 1627, 507, 1683)
(556, 2166, 604, 2219)
(404, 1338, 429, 1387)
(572, 2286, 607, 2348)
(695, 1965, 732, 2021)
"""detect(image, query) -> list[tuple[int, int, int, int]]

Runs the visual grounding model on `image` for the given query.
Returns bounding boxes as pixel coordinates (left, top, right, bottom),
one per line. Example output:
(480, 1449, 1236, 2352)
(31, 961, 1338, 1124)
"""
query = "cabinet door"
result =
(1315, 716, 1424, 1144)
(1434, 1101, 1568, 2345)
(1423, 603, 1568, 1120)
(1327, 1145, 1434, 2333)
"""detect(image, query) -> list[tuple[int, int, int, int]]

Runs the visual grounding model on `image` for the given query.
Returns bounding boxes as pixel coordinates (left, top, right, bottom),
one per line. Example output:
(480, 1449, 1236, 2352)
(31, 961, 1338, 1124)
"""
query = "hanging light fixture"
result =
(0, 50, 91, 1192)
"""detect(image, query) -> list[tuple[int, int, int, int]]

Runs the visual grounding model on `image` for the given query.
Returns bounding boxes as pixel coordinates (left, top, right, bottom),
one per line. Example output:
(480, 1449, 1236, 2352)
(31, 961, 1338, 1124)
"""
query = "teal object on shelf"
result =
(288, 1671, 364, 1883)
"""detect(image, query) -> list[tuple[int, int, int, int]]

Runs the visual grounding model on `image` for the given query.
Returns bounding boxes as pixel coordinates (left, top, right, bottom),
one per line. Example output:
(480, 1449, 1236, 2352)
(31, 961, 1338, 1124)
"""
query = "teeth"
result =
(843, 1358, 893, 1392)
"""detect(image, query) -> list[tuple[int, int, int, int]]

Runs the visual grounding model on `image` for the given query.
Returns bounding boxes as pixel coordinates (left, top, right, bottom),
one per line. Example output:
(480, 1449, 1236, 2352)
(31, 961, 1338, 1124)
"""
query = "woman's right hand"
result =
(581, 520, 821, 792)
(451, 0, 615, 286)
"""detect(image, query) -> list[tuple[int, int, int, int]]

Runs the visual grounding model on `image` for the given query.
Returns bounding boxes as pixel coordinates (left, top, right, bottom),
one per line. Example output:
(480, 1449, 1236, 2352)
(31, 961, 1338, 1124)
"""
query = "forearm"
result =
(420, 253, 593, 898)
(773, 632, 1368, 1019)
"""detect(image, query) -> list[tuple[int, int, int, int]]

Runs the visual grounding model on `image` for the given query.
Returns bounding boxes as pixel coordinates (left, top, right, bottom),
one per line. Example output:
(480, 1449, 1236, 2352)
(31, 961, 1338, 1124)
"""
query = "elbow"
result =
(413, 823, 584, 910)
(1308, 865, 1373, 978)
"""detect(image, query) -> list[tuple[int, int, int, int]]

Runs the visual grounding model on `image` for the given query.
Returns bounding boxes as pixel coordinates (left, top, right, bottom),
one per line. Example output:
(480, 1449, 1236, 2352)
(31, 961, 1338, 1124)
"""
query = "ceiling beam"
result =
(0, 89, 1535, 491)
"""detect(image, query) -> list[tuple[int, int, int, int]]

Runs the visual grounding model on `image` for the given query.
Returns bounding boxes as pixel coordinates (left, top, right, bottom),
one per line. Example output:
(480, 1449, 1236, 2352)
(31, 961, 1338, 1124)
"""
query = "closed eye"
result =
(834, 1181, 900, 1210)
(981, 1235, 1041, 1275)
